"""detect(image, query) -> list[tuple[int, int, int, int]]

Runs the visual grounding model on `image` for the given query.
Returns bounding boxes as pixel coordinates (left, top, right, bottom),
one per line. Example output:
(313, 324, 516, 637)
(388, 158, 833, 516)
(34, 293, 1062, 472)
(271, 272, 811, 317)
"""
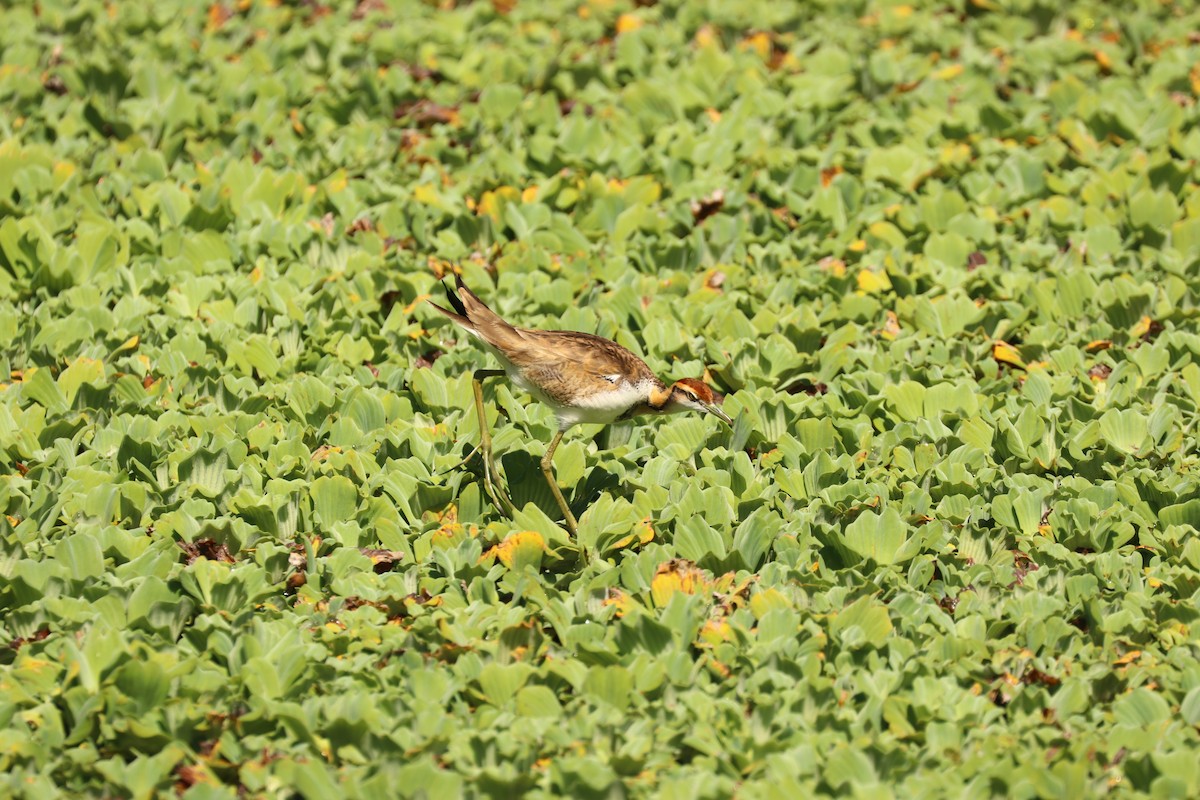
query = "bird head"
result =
(665, 378, 733, 426)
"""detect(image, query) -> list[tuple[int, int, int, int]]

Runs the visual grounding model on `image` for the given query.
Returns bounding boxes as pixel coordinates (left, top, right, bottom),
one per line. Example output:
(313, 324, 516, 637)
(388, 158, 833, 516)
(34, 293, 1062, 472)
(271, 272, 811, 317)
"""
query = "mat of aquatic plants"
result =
(3, 0, 1200, 796)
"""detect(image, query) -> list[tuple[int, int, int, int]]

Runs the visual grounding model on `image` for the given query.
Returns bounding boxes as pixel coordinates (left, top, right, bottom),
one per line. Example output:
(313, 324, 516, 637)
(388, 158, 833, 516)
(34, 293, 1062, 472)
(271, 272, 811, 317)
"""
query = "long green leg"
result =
(541, 429, 578, 534)
(472, 369, 516, 517)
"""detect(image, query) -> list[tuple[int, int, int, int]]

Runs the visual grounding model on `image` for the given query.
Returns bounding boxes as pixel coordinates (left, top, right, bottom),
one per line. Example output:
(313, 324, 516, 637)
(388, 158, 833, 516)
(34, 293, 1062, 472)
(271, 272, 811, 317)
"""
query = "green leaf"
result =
(1113, 687, 1170, 726)
(830, 595, 893, 649)
(311, 476, 358, 528)
(478, 663, 533, 706)
(841, 507, 911, 565)
(584, 665, 633, 711)
(1100, 408, 1149, 455)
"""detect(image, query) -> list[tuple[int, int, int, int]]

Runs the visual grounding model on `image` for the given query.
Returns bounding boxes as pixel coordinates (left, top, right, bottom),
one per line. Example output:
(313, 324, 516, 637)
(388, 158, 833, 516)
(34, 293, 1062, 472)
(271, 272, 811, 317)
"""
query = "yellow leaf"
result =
(494, 530, 546, 570)
(413, 184, 440, 206)
(694, 24, 718, 49)
(1114, 650, 1141, 666)
(602, 588, 637, 617)
(476, 186, 519, 222)
(1085, 340, 1112, 352)
(650, 559, 711, 608)
(993, 340, 1025, 369)
(327, 172, 349, 194)
(819, 257, 846, 278)
(741, 32, 771, 58)
(114, 335, 139, 352)
(878, 310, 901, 340)
(856, 268, 892, 294)
(1131, 315, 1153, 338)
(934, 63, 964, 80)
(53, 161, 76, 185)
(615, 13, 642, 34)
(848, 239, 868, 253)
(521, 186, 538, 203)
(699, 619, 733, 645)
(749, 588, 790, 619)
(610, 517, 655, 550)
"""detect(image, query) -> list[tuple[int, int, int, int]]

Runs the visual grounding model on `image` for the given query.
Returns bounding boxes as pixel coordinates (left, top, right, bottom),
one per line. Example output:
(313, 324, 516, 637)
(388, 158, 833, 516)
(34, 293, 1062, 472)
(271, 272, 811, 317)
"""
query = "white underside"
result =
(467, 332, 649, 430)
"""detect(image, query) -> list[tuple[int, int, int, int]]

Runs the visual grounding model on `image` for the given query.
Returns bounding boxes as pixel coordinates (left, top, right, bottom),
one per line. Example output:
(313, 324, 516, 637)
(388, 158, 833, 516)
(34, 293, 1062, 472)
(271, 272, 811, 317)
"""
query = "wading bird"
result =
(429, 276, 732, 533)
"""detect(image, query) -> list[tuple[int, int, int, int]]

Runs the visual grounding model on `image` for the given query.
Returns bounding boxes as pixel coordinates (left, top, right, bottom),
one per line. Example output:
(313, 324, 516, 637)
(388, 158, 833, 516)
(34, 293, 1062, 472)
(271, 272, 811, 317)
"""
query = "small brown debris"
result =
(1139, 319, 1165, 344)
(705, 271, 726, 291)
(8, 626, 51, 651)
(360, 548, 404, 574)
(346, 218, 373, 236)
(43, 75, 67, 96)
(1087, 363, 1112, 382)
(414, 350, 444, 369)
(351, 0, 386, 19)
(1021, 667, 1060, 687)
(174, 764, 204, 794)
(1009, 550, 1037, 588)
(966, 251, 987, 270)
(784, 379, 828, 396)
(690, 189, 725, 226)
(393, 99, 459, 128)
(178, 538, 235, 565)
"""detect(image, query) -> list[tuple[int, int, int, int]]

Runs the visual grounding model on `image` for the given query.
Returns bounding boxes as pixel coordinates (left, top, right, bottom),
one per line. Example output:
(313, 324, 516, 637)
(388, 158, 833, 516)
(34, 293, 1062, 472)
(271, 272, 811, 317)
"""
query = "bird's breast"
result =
(553, 381, 648, 428)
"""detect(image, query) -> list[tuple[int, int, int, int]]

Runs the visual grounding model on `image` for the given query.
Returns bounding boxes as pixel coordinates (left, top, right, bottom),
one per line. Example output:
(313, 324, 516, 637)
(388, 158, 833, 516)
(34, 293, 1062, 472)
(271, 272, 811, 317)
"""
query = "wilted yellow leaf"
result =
(993, 340, 1025, 369)
(749, 588, 790, 619)
(413, 184, 440, 206)
(615, 13, 643, 34)
(934, 63, 964, 80)
(879, 310, 901, 340)
(476, 186, 520, 221)
(494, 530, 546, 569)
(616, 13, 643, 34)
(1131, 315, 1154, 338)
(819, 257, 846, 277)
(1114, 650, 1141, 666)
(857, 268, 892, 294)
(699, 619, 733, 645)
(650, 559, 711, 607)
(741, 32, 771, 59)
(694, 24, 717, 49)
(602, 588, 636, 617)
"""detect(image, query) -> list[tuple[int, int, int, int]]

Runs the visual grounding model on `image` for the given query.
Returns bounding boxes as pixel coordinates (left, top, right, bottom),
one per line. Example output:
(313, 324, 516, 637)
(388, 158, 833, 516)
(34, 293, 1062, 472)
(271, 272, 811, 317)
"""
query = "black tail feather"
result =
(442, 279, 467, 317)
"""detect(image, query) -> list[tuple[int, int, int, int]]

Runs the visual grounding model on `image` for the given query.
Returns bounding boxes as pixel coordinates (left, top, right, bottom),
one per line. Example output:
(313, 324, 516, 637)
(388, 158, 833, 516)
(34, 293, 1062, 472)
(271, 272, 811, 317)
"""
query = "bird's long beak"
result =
(704, 402, 734, 427)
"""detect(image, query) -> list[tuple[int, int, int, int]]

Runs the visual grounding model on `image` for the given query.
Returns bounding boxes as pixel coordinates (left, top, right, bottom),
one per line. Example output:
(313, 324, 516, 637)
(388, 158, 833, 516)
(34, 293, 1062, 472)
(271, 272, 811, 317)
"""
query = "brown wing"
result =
(512, 329, 661, 404)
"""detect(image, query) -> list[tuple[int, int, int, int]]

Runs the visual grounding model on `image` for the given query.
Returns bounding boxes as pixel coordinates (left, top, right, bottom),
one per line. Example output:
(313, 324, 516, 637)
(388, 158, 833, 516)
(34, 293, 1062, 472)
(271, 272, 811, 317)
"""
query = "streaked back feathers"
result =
(428, 276, 728, 427)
